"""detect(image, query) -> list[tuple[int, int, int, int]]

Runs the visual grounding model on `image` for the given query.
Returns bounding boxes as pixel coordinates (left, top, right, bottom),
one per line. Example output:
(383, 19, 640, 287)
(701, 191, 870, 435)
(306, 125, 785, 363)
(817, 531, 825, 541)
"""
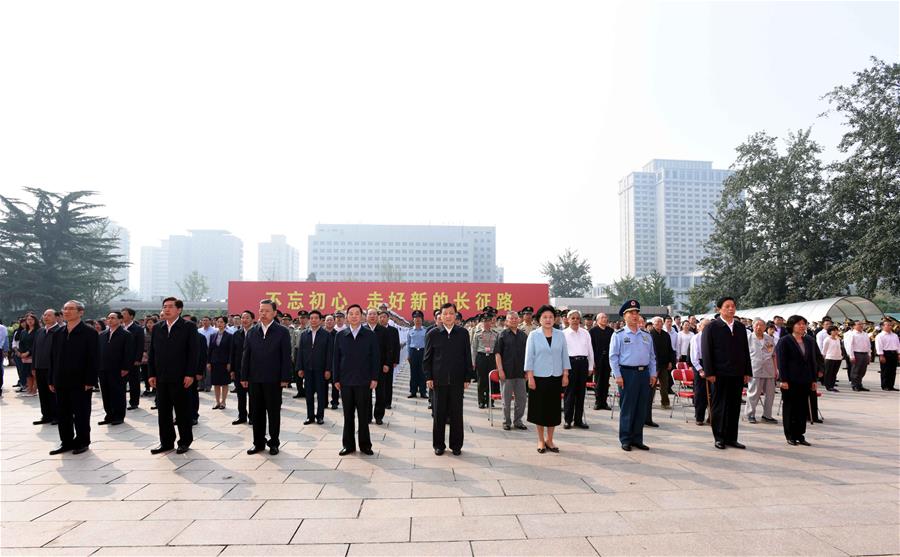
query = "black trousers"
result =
(250, 382, 283, 449)
(304, 370, 328, 421)
(127, 366, 141, 407)
(782, 385, 810, 441)
(475, 353, 496, 406)
(710, 375, 743, 444)
(564, 357, 589, 425)
(99, 369, 126, 422)
(190, 380, 200, 420)
(34, 368, 57, 421)
(409, 348, 427, 396)
(432, 383, 464, 451)
(140, 363, 152, 392)
(694, 375, 710, 423)
(593, 361, 610, 408)
(156, 380, 193, 448)
(233, 375, 249, 420)
(56, 386, 92, 448)
(881, 351, 898, 390)
(341, 385, 372, 451)
(373, 368, 393, 421)
(823, 359, 841, 389)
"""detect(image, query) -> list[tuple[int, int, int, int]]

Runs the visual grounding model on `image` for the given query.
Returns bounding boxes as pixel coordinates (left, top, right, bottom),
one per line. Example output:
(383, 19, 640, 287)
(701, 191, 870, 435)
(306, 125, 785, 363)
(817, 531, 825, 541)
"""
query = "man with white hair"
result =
(746, 318, 778, 424)
(563, 310, 594, 429)
(690, 319, 710, 425)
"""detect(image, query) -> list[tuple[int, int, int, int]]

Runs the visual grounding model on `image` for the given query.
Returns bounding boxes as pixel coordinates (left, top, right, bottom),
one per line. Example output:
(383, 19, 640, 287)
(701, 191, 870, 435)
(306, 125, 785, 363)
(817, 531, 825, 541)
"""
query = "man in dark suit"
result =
(375, 310, 400, 418)
(298, 310, 334, 425)
(241, 299, 292, 455)
(121, 308, 145, 410)
(190, 318, 206, 425)
(229, 310, 254, 425)
(590, 312, 614, 411)
(97, 311, 134, 426)
(701, 297, 752, 450)
(333, 304, 380, 456)
(424, 302, 473, 456)
(363, 308, 392, 425)
(48, 300, 98, 455)
(648, 316, 676, 427)
(148, 297, 199, 455)
(32, 309, 61, 425)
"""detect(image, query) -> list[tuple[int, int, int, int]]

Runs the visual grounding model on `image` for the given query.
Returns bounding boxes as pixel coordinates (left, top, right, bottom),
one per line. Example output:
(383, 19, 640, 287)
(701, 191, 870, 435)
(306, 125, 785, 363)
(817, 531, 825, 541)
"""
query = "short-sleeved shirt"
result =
(494, 327, 527, 379)
(747, 332, 777, 378)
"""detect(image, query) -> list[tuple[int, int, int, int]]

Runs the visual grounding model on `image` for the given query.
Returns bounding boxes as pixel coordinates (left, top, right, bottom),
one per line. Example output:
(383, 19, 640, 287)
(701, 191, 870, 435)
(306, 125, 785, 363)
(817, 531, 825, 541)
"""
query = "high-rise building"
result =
(139, 231, 243, 301)
(618, 159, 733, 309)
(258, 235, 299, 281)
(108, 222, 130, 291)
(308, 224, 499, 283)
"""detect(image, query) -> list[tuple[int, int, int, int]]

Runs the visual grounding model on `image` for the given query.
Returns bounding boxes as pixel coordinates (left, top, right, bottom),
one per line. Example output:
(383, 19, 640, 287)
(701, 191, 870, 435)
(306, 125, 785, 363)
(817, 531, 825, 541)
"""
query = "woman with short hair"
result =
(524, 305, 570, 454)
(775, 315, 818, 446)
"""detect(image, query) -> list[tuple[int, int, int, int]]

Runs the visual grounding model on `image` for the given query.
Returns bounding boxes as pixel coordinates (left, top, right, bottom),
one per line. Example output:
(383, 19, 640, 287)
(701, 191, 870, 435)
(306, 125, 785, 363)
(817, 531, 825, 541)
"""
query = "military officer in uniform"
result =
(609, 300, 656, 451)
(519, 307, 537, 335)
(472, 307, 500, 409)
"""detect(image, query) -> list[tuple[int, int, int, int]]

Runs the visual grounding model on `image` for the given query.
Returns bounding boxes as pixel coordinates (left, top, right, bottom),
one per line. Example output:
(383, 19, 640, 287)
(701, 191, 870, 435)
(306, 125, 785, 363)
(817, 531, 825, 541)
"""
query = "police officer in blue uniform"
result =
(609, 299, 657, 451)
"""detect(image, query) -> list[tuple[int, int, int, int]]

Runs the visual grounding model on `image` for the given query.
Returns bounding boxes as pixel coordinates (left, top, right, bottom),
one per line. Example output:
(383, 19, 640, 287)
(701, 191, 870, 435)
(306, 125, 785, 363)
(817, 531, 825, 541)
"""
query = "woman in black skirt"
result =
(775, 315, 817, 446)
(524, 305, 570, 454)
(207, 316, 233, 410)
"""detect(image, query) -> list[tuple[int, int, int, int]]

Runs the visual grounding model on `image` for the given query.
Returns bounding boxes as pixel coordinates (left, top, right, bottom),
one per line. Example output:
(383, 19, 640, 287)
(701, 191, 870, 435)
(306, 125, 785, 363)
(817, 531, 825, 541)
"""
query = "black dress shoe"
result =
(375, 419, 383, 425)
(621, 444, 632, 451)
(72, 446, 89, 455)
(232, 418, 247, 425)
(726, 441, 746, 449)
(576, 423, 589, 429)
(715, 441, 726, 449)
(451, 449, 461, 456)
(598, 405, 612, 411)
(859, 387, 870, 391)
(247, 446, 265, 455)
(786, 439, 798, 446)
(339, 447, 356, 456)
(361, 448, 374, 455)
(175, 445, 189, 454)
(797, 439, 811, 446)
(150, 405, 158, 410)
(515, 424, 528, 430)
(150, 445, 173, 454)
(696, 420, 705, 425)
(51, 420, 59, 425)
(109, 420, 124, 426)
(191, 419, 199, 426)
(33, 419, 52, 425)
(331, 404, 339, 409)
(49, 445, 72, 455)
(631, 442, 650, 450)
(97, 420, 110, 425)
(127, 405, 138, 410)
(812, 418, 823, 424)
(563, 423, 572, 429)
(546, 446, 559, 453)
(316, 419, 324, 425)
(293, 393, 304, 398)
(386, 405, 392, 409)
(434, 448, 445, 456)
(645, 421, 660, 428)
(407, 394, 417, 398)
(269, 446, 279, 455)
(502, 424, 511, 431)
(303, 419, 315, 425)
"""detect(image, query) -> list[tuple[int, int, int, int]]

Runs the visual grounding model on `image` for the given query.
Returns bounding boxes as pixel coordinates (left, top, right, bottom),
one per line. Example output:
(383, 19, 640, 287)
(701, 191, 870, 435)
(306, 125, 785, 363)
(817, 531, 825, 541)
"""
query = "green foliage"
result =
(541, 248, 593, 298)
(604, 272, 674, 307)
(176, 270, 210, 301)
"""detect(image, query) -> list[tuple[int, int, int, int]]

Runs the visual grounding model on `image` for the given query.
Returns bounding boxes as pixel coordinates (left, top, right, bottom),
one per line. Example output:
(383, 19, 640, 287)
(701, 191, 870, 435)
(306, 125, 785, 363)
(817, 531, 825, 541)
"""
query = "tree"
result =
(604, 276, 642, 307)
(541, 249, 592, 298)
(0, 188, 128, 319)
(176, 271, 210, 301)
(604, 272, 674, 307)
(306, 272, 317, 282)
(822, 57, 900, 297)
(380, 261, 404, 282)
(684, 285, 714, 315)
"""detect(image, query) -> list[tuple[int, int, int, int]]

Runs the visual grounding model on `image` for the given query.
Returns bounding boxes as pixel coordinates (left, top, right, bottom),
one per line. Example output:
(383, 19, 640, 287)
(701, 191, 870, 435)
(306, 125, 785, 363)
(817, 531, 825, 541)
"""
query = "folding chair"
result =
(609, 375, 621, 420)
(487, 369, 503, 426)
(670, 367, 695, 421)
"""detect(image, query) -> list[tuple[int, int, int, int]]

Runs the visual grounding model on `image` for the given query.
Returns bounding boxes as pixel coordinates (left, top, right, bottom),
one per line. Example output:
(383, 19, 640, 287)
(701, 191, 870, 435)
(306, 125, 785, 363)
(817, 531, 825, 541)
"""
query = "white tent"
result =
(699, 296, 886, 324)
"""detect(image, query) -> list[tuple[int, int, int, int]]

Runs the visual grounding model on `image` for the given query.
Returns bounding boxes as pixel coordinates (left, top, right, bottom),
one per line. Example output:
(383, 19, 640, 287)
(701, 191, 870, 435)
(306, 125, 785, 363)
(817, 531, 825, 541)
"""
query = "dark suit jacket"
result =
(775, 334, 817, 385)
(589, 326, 613, 373)
(50, 321, 99, 389)
(98, 326, 134, 373)
(240, 321, 292, 383)
(32, 324, 60, 370)
(650, 328, 675, 371)
(207, 330, 233, 366)
(701, 318, 752, 378)
(332, 326, 380, 386)
(148, 318, 200, 383)
(125, 321, 145, 366)
(386, 325, 400, 366)
(230, 328, 249, 376)
(299, 327, 334, 375)
(365, 323, 391, 368)
(424, 325, 474, 386)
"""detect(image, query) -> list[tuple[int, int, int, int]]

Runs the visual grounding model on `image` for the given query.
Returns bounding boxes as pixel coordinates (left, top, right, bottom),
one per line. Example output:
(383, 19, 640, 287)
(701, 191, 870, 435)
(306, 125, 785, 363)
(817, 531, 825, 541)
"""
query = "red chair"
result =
(675, 362, 693, 387)
(670, 368, 695, 422)
(487, 369, 503, 426)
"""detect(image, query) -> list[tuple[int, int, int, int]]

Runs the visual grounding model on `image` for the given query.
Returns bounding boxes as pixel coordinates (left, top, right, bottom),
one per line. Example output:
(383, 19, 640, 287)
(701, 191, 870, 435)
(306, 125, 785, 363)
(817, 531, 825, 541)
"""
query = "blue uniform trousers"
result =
(618, 365, 650, 446)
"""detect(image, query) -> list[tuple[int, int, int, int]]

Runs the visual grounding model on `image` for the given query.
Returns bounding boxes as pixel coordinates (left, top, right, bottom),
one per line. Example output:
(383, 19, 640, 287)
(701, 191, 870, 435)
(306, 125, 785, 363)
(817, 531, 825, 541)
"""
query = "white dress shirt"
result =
(690, 331, 704, 371)
(563, 327, 594, 371)
(676, 331, 694, 358)
(844, 330, 870, 354)
(815, 328, 829, 352)
(875, 331, 900, 354)
(259, 320, 272, 339)
(822, 337, 843, 360)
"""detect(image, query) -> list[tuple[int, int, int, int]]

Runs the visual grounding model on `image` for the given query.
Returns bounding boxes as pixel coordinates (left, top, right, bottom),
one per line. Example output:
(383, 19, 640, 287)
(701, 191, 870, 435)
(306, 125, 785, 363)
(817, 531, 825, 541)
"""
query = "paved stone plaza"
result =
(1, 362, 898, 556)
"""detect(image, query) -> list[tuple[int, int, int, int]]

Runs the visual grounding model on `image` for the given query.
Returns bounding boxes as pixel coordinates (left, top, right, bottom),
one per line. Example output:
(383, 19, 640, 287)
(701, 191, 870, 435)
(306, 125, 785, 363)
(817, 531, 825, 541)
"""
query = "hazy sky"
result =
(1, 1, 897, 290)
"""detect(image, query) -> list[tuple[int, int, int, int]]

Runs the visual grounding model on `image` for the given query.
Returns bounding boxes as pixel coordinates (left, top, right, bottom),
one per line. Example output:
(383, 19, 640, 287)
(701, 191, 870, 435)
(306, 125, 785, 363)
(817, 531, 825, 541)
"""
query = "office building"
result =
(139, 230, 243, 301)
(258, 235, 300, 281)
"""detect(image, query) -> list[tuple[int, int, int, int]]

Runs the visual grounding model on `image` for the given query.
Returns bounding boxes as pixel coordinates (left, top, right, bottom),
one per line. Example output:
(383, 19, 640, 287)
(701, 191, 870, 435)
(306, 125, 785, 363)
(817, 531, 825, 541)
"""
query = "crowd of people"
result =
(1, 295, 897, 457)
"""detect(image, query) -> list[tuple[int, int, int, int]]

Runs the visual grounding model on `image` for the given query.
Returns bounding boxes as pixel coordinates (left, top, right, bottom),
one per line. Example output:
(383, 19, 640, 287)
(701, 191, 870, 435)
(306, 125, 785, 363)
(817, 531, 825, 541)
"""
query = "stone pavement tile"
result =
(413, 481, 504, 498)
(349, 541, 472, 556)
(663, 472, 747, 490)
(258, 458, 341, 471)
(588, 529, 847, 556)
(554, 492, 658, 513)
(736, 485, 840, 506)
(26, 458, 120, 472)
(48, 519, 191, 547)
(517, 512, 635, 539)
(337, 457, 414, 470)
(472, 537, 599, 556)
(24, 469, 129, 485)
(816, 468, 900, 484)
(1, 468, 52, 484)
(617, 508, 736, 534)
(285, 469, 372, 483)
(0, 500, 66, 521)
(813, 482, 900, 503)
(292, 517, 411, 544)
(0, 458, 39, 472)
(499, 478, 593, 496)
(199, 469, 291, 483)
(31, 483, 145, 501)
(220, 544, 348, 556)
(460, 495, 562, 516)
(176, 458, 268, 471)
(97, 458, 189, 471)
(318, 481, 411, 499)
(411, 515, 524, 542)
(224, 483, 322, 500)
(414, 457, 491, 469)
(254, 499, 362, 519)
(126, 483, 235, 500)
(641, 487, 746, 509)
(360, 497, 462, 518)
(145, 500, 263, 520)
(451, 466, 539, 481)
(1, 484, 53, 501)
(2, 548, 97, 556)
(93, 547, 225, 556)
(371, 467, 455, 482)
(110, 470, 211, 483)
(170, 518, 301, 545)
(717, 502, 900, 530)
(39, 500, 165, 521)
(0, 520, 78, 547)
(805, 524, 899, 556)
(585, 474, 679, 494)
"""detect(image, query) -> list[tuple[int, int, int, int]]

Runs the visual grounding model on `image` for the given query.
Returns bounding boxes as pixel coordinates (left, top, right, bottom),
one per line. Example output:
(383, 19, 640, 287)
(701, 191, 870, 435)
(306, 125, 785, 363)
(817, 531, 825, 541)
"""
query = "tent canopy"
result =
(698, 296, 886, 324)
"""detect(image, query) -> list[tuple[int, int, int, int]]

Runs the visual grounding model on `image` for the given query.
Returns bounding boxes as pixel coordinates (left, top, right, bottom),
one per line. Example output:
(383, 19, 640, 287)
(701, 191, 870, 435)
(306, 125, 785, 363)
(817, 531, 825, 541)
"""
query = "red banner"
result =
(228, 281, 549, 319)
